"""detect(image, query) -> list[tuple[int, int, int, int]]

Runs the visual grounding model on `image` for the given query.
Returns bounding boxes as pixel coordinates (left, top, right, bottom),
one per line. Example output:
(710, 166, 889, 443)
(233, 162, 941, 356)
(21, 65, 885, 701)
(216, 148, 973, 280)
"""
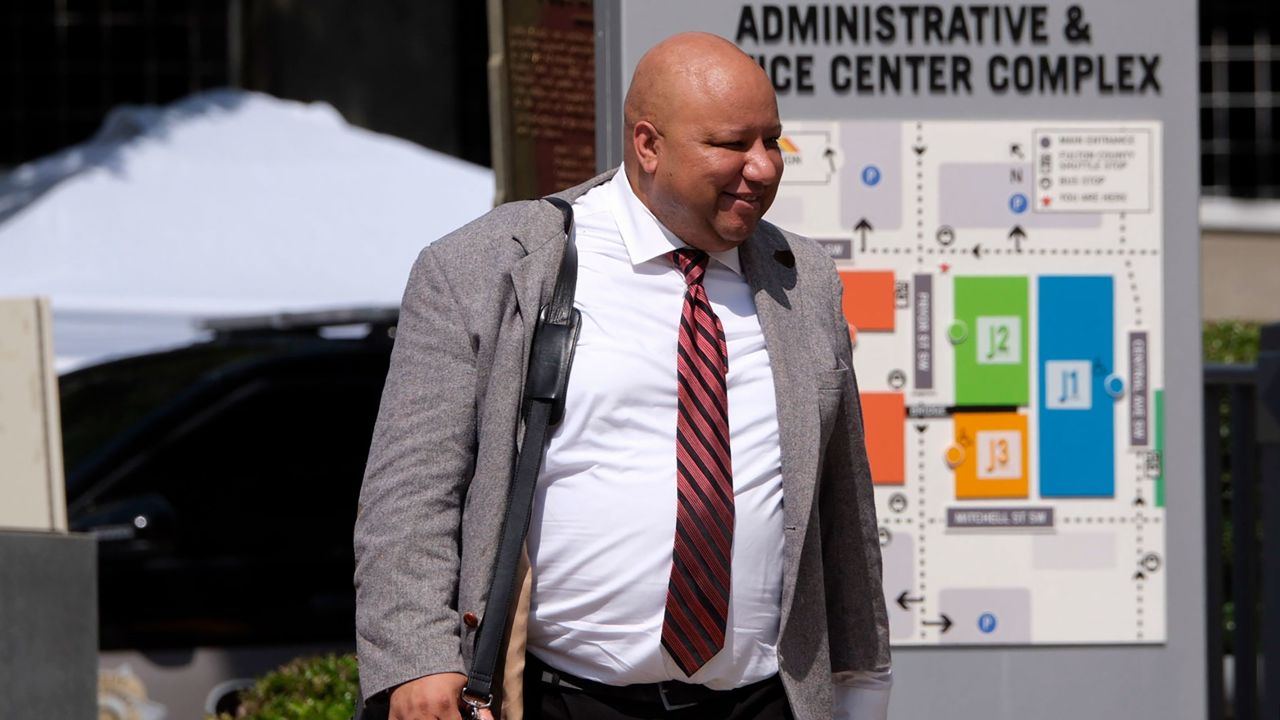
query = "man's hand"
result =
(389, 673, 495, 720)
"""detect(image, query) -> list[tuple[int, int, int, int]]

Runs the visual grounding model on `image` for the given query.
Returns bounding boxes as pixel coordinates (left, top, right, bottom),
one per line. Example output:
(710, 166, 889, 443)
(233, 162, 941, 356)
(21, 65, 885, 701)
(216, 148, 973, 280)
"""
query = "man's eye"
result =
(765, 137, 781, 149)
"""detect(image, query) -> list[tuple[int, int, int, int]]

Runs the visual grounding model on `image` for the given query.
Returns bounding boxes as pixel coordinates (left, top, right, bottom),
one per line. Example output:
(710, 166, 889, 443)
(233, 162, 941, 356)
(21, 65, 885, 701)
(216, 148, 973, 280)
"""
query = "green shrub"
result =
(1203, 320, 1262, 364)
(211, 654, 359, 720)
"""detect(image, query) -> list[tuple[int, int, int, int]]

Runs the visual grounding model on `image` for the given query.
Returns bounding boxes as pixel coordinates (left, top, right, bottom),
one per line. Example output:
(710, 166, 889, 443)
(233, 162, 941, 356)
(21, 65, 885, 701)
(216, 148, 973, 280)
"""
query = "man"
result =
(355, 32, 891, 720)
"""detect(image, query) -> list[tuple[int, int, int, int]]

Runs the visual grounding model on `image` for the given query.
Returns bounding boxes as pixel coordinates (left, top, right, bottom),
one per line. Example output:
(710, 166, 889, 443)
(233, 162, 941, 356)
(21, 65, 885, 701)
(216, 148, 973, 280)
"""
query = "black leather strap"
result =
(542, 197, 578, 326)
(463, 196, 580, 711)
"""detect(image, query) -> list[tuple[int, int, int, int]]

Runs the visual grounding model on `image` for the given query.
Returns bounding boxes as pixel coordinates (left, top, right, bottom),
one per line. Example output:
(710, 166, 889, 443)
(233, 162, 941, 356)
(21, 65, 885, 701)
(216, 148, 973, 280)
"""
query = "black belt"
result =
(528, 655, 776, 712)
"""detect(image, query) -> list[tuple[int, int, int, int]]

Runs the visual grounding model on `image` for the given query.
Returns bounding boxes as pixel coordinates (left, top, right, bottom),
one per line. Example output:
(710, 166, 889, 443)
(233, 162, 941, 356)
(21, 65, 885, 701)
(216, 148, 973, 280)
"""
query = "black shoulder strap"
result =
(541, 197, 577, 326)
(463, 196, 580, 714)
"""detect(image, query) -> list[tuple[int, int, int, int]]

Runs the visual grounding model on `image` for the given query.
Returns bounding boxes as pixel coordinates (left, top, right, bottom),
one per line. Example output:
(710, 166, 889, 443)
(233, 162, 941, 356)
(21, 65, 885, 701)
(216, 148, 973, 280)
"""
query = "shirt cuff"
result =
(832, 669, 892, 720)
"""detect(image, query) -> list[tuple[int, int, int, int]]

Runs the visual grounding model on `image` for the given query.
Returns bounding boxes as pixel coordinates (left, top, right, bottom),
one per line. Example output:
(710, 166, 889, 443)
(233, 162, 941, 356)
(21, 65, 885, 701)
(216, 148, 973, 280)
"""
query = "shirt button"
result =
(463, 612, 479, 628)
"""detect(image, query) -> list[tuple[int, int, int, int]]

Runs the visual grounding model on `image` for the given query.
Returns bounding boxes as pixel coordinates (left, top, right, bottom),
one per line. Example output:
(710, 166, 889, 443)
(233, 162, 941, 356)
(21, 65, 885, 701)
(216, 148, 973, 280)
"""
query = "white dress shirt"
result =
(525, 170, 890, 716)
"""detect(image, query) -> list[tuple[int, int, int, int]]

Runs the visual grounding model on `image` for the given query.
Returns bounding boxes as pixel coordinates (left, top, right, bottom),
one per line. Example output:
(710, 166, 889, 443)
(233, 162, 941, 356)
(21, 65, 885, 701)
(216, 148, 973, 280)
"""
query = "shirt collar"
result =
(607, 166, 743, 276)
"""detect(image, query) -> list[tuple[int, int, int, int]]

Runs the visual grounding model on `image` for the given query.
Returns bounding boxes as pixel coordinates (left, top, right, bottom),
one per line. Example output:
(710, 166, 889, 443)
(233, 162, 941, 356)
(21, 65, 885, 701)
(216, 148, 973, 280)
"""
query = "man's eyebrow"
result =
(705, 125, 784, 137)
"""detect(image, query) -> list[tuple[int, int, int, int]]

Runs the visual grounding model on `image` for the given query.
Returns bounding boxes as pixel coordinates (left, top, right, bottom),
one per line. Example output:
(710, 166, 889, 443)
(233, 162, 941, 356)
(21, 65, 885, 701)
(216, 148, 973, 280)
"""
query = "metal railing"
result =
(1205, 323, 1280, 719)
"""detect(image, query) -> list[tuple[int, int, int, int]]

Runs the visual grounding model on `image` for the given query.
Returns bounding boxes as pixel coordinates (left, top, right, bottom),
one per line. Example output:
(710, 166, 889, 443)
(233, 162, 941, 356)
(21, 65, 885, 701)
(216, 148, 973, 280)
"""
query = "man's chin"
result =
(682, 218, 758, 252)
(687, 236, 745, 253)
(715, 219, 760, 247)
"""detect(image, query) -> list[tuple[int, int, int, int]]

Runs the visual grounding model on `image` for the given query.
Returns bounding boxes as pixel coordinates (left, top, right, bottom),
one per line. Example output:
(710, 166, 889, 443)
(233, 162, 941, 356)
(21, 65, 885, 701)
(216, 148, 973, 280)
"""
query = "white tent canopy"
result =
(0, 90, 495, 370)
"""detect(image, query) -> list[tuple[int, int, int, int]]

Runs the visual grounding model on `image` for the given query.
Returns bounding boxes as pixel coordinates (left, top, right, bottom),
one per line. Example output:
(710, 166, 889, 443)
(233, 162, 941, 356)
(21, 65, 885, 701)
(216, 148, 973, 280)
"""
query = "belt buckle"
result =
(541, 670, 583, 692)
(658, 682, 699, 712)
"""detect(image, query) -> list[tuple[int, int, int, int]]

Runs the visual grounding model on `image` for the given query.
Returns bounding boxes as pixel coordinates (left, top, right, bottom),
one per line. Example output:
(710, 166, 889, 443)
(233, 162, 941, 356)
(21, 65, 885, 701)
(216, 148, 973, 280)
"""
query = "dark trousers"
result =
(523, 655, 794, 720)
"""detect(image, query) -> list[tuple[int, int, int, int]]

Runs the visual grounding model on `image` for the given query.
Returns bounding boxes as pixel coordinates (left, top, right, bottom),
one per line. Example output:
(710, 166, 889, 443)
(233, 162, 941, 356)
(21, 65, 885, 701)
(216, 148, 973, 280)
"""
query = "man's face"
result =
(646, 76, 784, 253)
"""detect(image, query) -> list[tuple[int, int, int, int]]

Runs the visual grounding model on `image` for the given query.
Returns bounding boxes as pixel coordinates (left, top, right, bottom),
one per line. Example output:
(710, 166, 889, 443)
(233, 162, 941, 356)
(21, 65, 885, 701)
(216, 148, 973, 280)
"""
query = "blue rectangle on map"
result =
(1038, 276, 1115, 497)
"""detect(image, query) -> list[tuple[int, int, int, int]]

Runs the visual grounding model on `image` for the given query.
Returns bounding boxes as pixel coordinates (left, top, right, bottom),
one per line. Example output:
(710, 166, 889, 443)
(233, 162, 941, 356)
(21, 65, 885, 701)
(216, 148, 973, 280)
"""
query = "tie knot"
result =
(670, 248, 709, 286)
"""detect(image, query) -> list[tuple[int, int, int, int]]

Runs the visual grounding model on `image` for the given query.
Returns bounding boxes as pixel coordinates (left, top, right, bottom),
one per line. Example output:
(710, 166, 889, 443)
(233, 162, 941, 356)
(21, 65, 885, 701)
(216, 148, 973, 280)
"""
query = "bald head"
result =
(623, 33, 772, 169)
(621, 32, 784, 253)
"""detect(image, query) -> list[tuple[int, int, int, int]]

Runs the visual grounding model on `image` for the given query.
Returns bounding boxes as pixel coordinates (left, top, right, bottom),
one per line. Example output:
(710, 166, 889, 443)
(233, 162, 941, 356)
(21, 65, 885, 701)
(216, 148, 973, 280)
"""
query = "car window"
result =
(80, 347, 391, 648)
(60, 343, 287, 486)
(94, 352, 385, 555)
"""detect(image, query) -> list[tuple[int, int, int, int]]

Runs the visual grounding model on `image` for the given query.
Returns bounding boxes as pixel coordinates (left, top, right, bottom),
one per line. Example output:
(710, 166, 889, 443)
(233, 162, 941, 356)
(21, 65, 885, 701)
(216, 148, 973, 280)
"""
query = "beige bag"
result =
(496, 550, 532, 720)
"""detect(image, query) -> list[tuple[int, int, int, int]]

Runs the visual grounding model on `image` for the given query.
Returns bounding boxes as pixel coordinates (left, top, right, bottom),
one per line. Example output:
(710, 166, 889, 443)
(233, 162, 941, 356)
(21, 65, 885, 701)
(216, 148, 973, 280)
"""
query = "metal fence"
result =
(1205, 323, 1280, 719)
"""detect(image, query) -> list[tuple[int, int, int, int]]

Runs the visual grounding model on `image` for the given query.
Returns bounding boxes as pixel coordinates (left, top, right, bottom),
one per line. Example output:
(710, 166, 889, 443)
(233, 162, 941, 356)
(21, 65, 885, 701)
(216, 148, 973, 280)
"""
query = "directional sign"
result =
(603, 5, 1197, 711)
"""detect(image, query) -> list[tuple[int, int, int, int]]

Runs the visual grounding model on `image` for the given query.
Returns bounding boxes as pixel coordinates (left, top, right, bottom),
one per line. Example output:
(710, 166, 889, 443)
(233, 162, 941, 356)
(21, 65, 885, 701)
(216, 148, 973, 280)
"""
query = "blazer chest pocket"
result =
(817, 367, 849, 391)
(817, 366, 850, 430)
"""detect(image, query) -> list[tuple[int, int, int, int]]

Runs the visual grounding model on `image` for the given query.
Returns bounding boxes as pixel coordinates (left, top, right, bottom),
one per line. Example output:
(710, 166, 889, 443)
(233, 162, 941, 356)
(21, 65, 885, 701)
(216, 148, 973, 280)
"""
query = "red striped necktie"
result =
(662, 247, 734, 677)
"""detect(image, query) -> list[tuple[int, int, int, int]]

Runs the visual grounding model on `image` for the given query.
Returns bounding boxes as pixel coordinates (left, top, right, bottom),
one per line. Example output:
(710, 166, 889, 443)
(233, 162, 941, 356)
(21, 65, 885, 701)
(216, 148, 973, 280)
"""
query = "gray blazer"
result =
(354, 170, 890, 719)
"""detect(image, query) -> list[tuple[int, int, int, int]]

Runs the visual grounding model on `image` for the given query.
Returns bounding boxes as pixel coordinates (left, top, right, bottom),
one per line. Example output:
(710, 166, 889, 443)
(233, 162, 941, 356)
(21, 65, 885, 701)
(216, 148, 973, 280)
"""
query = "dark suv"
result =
(63, 309, 395, 653)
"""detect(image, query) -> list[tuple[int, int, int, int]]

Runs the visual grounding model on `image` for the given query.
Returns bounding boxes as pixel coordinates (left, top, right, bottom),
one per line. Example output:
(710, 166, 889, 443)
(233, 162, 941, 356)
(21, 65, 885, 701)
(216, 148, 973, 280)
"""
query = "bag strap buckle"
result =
(461, 692, 492, 719)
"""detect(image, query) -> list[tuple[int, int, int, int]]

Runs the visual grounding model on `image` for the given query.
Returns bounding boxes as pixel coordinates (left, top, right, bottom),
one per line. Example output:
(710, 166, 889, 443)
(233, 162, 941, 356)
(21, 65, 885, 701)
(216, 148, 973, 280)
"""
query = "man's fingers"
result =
(389, 672, 468, 720)
(390, 697, 462, 720)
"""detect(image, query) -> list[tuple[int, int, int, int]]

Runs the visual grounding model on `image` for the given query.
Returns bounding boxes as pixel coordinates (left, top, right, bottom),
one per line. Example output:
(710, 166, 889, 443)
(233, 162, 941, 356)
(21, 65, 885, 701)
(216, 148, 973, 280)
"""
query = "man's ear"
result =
(633, 120, 661, 174)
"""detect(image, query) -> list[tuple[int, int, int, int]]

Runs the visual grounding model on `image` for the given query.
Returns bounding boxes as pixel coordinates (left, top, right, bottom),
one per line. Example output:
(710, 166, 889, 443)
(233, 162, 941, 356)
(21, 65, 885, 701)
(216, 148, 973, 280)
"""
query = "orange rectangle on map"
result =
(860, 392, 905, 485)
(839, 270, 896, 334)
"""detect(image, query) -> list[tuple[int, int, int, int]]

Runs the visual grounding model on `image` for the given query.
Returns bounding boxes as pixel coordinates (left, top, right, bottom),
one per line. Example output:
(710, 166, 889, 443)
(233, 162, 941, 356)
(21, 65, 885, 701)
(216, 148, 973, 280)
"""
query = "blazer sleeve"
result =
(816, 260, 894, 677)
(354, 244, 478, 699)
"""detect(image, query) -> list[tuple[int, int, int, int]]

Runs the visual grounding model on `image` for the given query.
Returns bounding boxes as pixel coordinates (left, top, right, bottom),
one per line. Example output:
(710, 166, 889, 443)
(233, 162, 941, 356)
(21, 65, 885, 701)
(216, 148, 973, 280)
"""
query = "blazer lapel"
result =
(510, 170, 620, 373)
(507, 170, 621, 454)
(510, 234, 560, 360)
(740, 226, 821, 638)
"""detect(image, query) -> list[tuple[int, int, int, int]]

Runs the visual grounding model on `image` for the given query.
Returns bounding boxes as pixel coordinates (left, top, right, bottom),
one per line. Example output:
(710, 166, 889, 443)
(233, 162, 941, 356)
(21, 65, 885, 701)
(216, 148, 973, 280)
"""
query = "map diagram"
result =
(769, 120, 1165, 645)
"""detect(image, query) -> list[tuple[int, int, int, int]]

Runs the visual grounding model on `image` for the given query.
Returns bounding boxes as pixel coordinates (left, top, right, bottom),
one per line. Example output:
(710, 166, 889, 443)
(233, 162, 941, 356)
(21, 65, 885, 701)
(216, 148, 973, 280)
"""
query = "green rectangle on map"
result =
(1155, 389, 1165, 507)
(953, 276, 1029, 406)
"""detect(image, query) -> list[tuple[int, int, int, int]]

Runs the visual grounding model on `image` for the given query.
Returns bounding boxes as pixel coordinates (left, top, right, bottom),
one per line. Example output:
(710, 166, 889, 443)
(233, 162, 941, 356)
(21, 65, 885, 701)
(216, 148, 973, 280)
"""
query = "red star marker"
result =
(1042, 196, 1052, 207)
(940, 262, 951, 273)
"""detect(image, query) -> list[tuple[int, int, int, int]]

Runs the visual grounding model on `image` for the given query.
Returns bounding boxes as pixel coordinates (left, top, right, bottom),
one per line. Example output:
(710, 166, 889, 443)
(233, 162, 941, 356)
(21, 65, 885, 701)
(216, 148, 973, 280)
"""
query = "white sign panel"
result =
(600, 0, 1201, 712)
(0, 297, 67, 532)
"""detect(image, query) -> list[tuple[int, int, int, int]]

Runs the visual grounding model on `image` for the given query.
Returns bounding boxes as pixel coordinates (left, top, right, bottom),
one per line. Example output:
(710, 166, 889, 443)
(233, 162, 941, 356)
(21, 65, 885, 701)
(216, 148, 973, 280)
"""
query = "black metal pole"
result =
(1204, 384, 1225, 720)
(1256, 323, 1280, 720)
(1231, 387, 1257, 720)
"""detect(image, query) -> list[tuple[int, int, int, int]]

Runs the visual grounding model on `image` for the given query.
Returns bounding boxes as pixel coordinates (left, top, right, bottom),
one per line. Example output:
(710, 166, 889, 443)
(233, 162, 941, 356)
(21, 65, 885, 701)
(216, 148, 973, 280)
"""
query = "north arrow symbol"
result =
(923, 614, 954, 633)
(854, 218, 873, 252)
(915, 424, 928, 434)
(896, 591, 924, 610)
(913, 144, 927, 155)
(1133, 496, 1146, 507)
(1008, 225, 1027, 253)
(823, 147, 836, 173)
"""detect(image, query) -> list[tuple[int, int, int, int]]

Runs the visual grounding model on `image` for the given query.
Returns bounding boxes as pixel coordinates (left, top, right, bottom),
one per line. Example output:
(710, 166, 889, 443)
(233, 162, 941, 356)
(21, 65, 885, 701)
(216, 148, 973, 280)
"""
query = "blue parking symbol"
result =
(1009, 193, 1028, 214)
(862, 165, 882, 186)
(978, 612, 998, 634)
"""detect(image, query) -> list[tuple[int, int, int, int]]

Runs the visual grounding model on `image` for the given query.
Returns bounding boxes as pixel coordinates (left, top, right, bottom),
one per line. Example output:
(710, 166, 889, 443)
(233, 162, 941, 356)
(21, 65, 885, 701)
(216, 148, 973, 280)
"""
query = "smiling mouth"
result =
(724, 192, 762, 206)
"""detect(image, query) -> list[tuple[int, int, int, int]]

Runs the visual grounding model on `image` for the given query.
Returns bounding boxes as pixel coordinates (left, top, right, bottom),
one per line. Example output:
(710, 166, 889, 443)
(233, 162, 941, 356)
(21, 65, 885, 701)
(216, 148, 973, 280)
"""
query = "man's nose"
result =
(742, 141, 781, 184)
